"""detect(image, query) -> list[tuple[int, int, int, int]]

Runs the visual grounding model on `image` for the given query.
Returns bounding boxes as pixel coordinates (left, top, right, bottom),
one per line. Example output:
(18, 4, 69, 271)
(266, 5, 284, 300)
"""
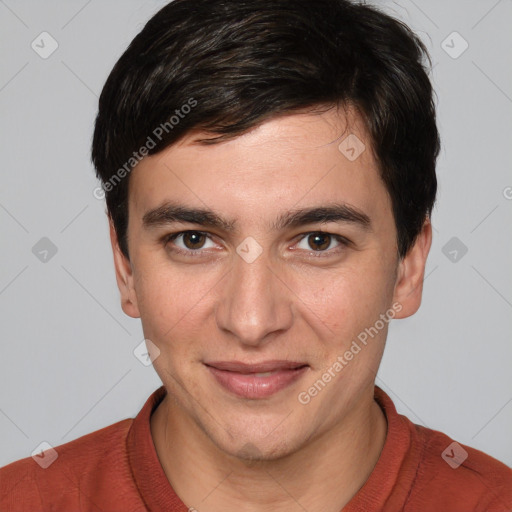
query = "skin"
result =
(110, 106, 432, 511)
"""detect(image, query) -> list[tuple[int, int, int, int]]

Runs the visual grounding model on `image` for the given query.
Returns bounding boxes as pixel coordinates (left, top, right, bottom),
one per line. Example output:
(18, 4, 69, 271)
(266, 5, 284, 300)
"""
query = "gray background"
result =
(1, 0, 511, 469)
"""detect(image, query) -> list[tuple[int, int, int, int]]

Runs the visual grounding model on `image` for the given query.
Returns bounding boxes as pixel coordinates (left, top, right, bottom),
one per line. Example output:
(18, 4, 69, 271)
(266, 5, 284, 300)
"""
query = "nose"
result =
(215, 250, 294, 347)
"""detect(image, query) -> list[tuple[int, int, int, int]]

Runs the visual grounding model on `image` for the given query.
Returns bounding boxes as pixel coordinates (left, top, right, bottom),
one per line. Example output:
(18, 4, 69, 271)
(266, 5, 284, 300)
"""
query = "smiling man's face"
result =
(111, 107, 430, 460)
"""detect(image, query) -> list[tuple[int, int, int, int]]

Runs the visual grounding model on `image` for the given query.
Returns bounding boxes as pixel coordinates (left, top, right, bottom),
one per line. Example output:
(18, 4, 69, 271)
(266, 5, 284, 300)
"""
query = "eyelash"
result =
(163, 231, 350, 258)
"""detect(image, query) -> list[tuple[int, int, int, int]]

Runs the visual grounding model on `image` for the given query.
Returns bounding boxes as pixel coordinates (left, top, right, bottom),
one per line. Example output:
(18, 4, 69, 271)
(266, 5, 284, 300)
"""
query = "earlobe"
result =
(392, 219, 433, 319)
(109, 219, 141, 319)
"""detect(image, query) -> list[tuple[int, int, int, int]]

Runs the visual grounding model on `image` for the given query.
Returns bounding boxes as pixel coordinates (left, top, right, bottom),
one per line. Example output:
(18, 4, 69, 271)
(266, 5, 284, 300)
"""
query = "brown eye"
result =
(182, 231, 206, 249)
(164, 230, 217, 257)
(307, 232, 332, 251)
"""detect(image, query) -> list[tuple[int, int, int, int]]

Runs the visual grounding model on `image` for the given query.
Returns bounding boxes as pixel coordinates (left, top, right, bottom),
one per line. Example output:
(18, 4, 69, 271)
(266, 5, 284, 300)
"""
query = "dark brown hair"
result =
(92, 0, 440, 259)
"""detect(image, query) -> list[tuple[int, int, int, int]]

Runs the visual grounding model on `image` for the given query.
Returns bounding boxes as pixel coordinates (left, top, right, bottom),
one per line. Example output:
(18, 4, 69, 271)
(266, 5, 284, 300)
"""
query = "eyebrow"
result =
(142, 202, 371, 232)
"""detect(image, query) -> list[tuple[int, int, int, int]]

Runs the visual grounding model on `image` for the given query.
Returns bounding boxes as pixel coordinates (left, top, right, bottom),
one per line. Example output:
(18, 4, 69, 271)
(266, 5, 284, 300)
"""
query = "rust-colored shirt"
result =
(1, 386, 511, 511)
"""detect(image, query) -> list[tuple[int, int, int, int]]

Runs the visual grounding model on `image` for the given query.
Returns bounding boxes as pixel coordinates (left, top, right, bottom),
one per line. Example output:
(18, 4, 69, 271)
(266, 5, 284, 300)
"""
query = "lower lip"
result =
(206, 365, 308, 399)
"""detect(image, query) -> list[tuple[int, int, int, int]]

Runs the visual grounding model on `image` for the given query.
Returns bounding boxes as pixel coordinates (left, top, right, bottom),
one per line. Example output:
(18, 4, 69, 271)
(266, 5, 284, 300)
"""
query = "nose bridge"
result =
(215, 251, 292, 346)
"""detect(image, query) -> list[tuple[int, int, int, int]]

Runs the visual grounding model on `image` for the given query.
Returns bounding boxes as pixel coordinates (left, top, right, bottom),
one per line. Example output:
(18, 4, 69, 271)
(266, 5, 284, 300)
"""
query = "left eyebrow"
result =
(273, 204, 372, 231)
(141, 202, 371, 232)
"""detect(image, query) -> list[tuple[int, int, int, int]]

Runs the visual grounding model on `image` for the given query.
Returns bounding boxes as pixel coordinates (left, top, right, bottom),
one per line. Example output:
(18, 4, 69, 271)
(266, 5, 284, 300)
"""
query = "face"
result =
(111, 107, 431, 460)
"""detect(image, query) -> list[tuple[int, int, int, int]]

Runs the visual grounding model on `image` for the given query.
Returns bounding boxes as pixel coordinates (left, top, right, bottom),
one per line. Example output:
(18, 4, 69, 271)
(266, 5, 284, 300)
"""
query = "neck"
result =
(150, 386, 387, 512)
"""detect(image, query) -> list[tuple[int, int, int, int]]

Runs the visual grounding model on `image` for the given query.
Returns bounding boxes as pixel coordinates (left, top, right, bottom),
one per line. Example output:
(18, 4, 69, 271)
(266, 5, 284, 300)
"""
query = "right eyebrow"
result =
(142, 203, 236, 232)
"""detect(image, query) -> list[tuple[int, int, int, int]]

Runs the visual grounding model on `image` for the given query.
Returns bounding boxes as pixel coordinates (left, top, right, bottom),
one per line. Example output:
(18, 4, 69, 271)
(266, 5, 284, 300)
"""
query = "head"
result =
(92, 0, 439, 460)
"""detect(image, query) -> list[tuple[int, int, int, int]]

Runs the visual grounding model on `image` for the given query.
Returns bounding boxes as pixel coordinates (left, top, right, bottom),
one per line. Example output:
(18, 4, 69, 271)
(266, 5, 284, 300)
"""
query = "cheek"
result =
(294, 257, 395, 337)
(132, 262, 203, 342)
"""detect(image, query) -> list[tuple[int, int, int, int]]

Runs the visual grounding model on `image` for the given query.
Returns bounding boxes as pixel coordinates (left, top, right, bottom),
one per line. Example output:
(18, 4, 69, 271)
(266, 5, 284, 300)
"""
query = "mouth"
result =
(204, 360, 309, 399)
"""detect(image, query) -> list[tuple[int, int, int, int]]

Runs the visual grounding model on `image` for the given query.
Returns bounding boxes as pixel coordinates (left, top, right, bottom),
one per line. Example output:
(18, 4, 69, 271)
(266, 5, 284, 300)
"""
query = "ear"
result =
(109, 219, 141, 318)
(392, 219, 433, 319)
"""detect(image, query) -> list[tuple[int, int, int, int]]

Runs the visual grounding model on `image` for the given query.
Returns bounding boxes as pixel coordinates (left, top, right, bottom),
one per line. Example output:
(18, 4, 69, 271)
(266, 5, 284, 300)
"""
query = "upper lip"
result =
(205, 360, 308, 373)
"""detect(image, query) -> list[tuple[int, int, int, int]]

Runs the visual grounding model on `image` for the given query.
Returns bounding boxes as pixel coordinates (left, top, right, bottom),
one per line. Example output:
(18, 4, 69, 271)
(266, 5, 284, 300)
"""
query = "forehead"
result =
(128, 107, 392, 228)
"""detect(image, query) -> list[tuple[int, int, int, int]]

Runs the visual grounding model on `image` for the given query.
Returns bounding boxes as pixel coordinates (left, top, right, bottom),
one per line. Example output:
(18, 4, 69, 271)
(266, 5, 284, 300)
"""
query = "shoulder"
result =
(407, 423, 512, 511)
(374, 386, 512, 511)
(0, 418, 133, 511)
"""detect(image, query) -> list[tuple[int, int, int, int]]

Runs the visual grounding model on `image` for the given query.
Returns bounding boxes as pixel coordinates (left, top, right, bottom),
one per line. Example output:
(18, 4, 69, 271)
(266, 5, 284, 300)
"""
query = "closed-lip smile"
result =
(204, 360, 309, 399)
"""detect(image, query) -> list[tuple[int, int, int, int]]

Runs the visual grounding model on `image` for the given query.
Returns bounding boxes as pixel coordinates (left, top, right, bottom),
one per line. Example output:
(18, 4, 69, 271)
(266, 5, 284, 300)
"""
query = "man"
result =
(1, 0, 511, 510)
